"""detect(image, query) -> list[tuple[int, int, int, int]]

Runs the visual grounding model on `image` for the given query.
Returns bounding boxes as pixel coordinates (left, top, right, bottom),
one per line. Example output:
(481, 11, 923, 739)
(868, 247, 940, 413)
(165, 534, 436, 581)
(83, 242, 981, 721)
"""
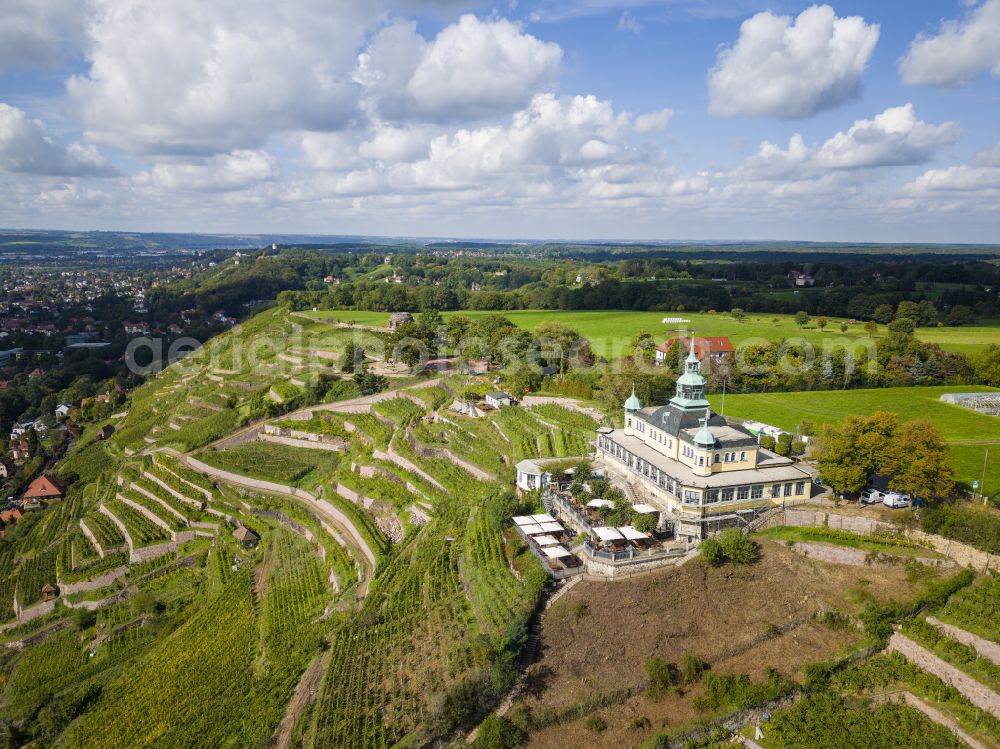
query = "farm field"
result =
(707, 385, 1000, 493)
(307, 309, 999, 357)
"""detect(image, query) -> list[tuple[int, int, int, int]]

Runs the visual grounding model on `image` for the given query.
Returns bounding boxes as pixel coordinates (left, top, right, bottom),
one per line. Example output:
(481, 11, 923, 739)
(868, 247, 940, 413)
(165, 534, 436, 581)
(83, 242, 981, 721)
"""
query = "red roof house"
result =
(23, 475, 66, 501)
(656, 336, 735, 365)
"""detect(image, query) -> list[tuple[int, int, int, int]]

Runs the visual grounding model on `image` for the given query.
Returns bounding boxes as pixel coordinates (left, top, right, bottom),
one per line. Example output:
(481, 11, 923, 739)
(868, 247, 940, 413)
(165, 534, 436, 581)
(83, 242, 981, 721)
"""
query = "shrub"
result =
(717, 529, 757, 564)
(680, 653, 707, 685)
(472, 715, 525, 749)
(859, 601, 898, 642)
(633, 512, 657, 534)
(644, 657, 679, 699)
(700, 537, 725, 565)
(630, 716, 651, 730)
(584, 715, 607, 733)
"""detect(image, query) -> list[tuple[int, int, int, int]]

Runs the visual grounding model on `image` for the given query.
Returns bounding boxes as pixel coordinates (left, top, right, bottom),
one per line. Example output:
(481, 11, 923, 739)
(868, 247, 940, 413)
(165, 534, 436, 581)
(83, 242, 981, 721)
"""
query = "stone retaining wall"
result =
(131, 482, 189, 524)
(765, 509, 999, 572)
(404, 430, 494, 481)
(59, 565, 129, 595)
(119, 494, 174, 534)
(790, 541, 952, 569)
(129, 540, 177, 564)
(79, 518, 106, 559)
(260, 433, 346, 452)
(888, 632, 1000, 719)
(374, 447, 445, 493)
(143, 471, 206, 508)
(927, 616, 1000, 666)
(12, 598, 56, 626)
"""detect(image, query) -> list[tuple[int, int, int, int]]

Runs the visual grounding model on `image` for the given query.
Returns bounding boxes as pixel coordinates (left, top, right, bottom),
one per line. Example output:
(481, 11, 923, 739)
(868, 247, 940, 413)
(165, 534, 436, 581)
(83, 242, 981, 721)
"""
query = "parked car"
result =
(883, 492, 911, 509)
(860, 489, 884, 504)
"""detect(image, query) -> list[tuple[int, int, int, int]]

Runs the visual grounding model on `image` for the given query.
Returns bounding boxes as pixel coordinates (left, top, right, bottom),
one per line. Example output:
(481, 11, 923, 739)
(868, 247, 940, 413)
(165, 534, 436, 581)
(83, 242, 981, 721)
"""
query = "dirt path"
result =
(273, 647, 332, 749)
(171, 451, 376, 598)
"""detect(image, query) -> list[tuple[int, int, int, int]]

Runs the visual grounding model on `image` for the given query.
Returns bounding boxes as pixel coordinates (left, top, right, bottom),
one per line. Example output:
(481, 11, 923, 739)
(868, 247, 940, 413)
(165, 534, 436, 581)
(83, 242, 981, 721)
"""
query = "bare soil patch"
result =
(523, 538, 951, 748)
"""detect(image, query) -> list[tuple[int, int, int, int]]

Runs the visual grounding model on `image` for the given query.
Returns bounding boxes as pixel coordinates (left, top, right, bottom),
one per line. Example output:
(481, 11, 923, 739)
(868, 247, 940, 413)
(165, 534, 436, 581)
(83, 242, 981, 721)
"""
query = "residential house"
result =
(484, 391, 515, 409)
(23, 475, 66, 503)
(0, 508, 23, 524)
(55, 403, 72, 419)
(788, 270, 815, 287)
(0, 457, 13, 478)
(656, 336, 735, 367)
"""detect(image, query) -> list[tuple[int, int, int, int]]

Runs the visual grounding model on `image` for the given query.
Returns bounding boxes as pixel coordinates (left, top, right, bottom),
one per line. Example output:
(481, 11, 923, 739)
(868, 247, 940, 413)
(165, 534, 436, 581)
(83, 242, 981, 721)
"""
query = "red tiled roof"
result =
(660, 336, 735, 359)
(23, 475, 66, 500)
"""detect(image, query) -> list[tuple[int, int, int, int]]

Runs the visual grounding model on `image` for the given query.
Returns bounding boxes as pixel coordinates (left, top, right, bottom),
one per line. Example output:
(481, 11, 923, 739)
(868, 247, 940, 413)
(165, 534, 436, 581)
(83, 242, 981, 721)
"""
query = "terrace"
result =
(524, 489, 694, 575)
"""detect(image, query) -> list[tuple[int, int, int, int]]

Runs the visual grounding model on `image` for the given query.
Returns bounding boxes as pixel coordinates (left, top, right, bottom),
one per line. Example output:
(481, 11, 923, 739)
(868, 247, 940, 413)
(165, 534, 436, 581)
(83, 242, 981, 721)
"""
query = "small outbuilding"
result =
(484, 391, 515, 409)
(387, 312, 414, 331)
(233, 525, 260, 547)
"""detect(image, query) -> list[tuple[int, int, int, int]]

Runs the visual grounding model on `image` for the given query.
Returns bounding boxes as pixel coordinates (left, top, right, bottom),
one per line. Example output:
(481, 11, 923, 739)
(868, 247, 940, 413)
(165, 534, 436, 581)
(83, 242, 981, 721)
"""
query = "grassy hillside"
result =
(0, 305, 601, 747)
(708, 385, 1000, 493)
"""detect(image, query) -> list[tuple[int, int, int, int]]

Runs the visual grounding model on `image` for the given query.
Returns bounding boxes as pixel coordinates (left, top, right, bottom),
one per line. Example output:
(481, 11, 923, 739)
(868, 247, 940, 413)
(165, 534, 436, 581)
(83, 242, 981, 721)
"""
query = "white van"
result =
(882, 493, 911, 509)
(860, 489, 884, 504)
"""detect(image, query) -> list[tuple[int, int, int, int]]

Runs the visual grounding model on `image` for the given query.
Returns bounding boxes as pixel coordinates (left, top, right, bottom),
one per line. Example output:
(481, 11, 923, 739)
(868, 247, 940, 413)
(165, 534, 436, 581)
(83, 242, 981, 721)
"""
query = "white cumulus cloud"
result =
(708, 4, 879, 118)
(0, 0, 86, 71)
(67, 0, 379, 155)
(900, 0, 1000, 86)
(903, 140, 1000, 204)
(633, 108, 673, 134)
(815, 103, 959, 168)
(0, 103, 116, 176)
(133, 150, 278, 192)
(739, 104, 958, 179)
(357, 14, 562, 122)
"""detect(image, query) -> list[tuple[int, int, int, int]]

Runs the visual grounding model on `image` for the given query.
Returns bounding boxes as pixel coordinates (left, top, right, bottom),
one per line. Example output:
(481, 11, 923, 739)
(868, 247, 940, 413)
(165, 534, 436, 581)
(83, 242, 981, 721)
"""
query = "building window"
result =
(795, 481, 805, 495)
(751, 485, 763, 500)
(627, 418, 632, 428)
(698, 456, 704, 466)
(721, 488, 734, 501)
(737, 486, 750, 501)
(684, 490, 700, 504)
(705, 489, 719, 503)
(740, 451, 747, 461)
(713, 453, 720, 463)
(784, 483, 793, 497)
(771, 485, 781, 498)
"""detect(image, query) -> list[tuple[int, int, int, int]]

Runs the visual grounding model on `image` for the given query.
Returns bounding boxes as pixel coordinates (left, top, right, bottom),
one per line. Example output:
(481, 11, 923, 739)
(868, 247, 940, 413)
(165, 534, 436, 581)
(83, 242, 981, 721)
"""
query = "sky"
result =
(1, 0, 999, 243)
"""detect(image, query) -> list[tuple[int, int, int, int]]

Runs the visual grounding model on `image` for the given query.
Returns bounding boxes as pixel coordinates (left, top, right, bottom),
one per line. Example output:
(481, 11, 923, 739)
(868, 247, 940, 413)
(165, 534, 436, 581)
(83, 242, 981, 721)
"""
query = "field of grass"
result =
(708, 385, 1000, 492)
(307, 309, 998, 357)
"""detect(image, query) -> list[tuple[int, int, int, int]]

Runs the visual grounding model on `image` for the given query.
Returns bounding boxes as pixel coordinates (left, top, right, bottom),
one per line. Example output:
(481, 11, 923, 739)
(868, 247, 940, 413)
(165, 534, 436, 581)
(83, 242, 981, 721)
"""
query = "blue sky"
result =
(1, 0, 999, 242)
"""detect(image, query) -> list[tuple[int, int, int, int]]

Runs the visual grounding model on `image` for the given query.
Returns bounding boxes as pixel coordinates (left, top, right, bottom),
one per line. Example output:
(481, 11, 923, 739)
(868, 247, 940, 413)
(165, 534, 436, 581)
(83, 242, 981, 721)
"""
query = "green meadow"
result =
(707, 386, 1000, 494)
(308, 308, 997, 358)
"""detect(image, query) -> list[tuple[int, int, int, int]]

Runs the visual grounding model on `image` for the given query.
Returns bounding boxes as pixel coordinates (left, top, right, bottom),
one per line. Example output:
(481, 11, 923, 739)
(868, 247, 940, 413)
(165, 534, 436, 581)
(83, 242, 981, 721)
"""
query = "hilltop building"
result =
(595, 338, 811, 541)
